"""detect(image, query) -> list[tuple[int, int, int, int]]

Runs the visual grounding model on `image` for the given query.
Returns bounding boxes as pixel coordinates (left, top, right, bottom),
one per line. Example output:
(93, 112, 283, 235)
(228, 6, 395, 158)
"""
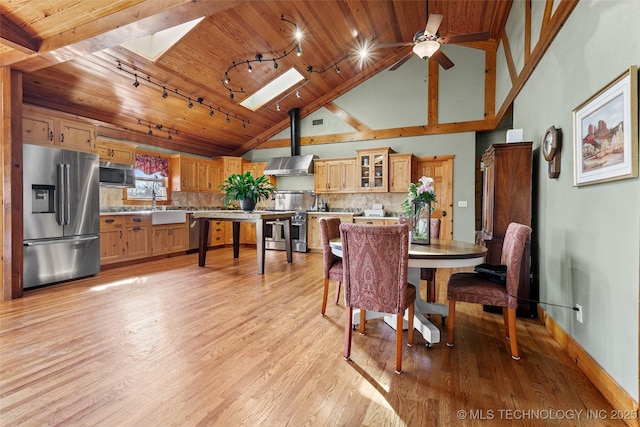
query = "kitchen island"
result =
(193, 210, 295, 274)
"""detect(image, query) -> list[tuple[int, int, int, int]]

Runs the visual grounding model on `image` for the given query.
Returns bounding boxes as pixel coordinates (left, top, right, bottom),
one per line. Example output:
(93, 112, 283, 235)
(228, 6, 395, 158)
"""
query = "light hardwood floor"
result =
(1, 249, 623, 426)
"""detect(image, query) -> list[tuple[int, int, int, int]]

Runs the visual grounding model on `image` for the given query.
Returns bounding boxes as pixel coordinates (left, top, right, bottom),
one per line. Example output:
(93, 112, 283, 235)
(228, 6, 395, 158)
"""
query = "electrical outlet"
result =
(457, 201, 468, 207)
(576, 304, 583, 323)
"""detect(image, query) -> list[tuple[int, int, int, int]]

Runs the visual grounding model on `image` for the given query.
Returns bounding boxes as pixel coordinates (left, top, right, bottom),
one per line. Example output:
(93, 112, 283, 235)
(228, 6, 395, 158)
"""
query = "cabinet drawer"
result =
(124, 215, 150, 227)
(100, 215, 123, 230)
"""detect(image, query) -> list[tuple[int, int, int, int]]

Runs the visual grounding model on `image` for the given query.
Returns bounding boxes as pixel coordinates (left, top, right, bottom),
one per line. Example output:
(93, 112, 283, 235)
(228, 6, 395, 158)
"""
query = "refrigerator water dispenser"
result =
(31, 184, 55, 214)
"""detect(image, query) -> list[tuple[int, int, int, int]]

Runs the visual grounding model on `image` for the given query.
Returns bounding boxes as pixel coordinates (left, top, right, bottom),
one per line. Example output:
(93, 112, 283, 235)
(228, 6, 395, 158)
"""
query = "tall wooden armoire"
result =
(477, 142, 535, 317)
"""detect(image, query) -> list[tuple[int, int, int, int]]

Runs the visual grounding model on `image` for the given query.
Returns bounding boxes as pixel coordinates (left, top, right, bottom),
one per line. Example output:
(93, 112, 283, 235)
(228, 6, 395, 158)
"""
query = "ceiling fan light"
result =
(413, 40, 440, 59)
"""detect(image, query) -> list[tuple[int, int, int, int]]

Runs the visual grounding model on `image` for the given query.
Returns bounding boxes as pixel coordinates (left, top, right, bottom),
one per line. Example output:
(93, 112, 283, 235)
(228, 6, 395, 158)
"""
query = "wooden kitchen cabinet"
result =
(221, 156, 246, 178)
(353, 217, 400, 226)
(152, 223, 187, 255)
(23, 105, 96, 153)
(389, 153, 414, 192)
(356, 148, 389, 192)
(100, 216, 125, 264)
(307, 212, 357, 251)
(478, 142, 533, 317)
(223, 222, 256, 245)
(314, 158, 356, 193)
(95, 139, 136, 165)
(208, 220, 225, 247)
(123, 215, 151, 259)
(198, 159, 224, 193)
(100, 214, 151, 264)
(171, 155, 198, 191)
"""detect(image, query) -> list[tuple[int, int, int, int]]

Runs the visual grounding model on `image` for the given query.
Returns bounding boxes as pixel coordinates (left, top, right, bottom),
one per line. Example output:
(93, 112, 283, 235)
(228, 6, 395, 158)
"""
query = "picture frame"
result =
(573, 66, 638, 186)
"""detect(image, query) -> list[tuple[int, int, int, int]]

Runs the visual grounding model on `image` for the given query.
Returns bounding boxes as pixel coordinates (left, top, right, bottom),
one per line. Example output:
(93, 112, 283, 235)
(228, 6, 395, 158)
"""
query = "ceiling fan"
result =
(379, 3, 490, 71)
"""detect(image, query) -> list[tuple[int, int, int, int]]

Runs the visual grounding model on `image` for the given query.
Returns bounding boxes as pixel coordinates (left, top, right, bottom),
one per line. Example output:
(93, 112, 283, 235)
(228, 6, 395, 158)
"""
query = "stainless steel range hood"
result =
(264, 154, 315, 176)
(263, 108, 316, 176)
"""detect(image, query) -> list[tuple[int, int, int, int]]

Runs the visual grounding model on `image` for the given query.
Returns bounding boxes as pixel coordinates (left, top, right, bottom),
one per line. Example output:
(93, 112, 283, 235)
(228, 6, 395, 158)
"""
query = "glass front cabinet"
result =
(356, 148, 389, 192)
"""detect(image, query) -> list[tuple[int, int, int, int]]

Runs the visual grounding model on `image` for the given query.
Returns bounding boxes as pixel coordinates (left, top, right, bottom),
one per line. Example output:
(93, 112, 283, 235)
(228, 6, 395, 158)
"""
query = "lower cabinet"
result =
(152, 223, 187, 255)
(307, 212, 357, 251)
(208, 220, 225, 247)
(224, 222, 257, 245)
(353, 217, 401, 226)
(100, 214, 151, 265)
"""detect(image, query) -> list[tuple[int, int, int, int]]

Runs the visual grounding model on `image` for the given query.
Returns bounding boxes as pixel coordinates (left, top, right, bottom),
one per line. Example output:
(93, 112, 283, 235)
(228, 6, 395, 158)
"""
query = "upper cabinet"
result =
(242, 161, 276, 186)
(170, 155, 198, 192)
(389, 153, 414, 192)
(95, 139, 136, 165)
(314, 158, 356, 193)
(356, 148, 390, 192)
(23, 105, 96, 153)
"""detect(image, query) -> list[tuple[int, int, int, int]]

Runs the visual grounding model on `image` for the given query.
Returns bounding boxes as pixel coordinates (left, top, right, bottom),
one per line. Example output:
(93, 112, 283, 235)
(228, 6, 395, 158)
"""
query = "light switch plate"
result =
(457, 201, 468, 207)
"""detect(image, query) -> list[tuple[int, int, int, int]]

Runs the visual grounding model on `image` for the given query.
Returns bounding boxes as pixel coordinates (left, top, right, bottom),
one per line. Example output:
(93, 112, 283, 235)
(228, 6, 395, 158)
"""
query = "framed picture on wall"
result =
(573, 65, 638, 186)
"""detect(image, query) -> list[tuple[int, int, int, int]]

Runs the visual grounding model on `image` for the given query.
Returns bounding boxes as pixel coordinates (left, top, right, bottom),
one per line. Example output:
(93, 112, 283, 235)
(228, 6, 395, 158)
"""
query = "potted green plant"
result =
(219, 171, 276, 211)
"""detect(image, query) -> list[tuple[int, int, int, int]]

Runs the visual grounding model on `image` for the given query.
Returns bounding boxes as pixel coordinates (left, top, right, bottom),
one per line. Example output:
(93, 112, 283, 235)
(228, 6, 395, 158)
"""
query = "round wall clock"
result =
(543, 126, 562, 178)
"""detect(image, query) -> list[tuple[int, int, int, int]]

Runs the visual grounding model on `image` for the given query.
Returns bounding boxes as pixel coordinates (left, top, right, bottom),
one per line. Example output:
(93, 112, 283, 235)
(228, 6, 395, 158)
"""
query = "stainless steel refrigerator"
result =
(23, 144, 100, 289)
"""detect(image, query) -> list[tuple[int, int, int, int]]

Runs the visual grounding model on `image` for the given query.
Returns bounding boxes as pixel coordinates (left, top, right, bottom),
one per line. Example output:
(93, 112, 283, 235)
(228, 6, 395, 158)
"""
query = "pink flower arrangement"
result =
(402, 176, 437, 216)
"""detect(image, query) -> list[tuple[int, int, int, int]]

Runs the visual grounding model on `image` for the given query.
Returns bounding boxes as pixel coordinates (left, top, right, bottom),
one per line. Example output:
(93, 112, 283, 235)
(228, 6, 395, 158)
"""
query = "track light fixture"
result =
(148, 125, 153, 135)
(116, 61, 249, 128)
(167, 131, 172, 141)
(335, 66, 340, 73)
(226, 114, 230, 124)
(137, 118, 179, 139)
(276, 103, 280, 111)
(295, 89, 300, 98)
(222, 15, 302, 97)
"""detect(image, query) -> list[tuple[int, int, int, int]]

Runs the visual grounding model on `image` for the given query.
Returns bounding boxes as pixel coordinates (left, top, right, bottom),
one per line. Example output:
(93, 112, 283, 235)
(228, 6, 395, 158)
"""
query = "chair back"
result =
(319, 217, 342, 278)
(430, 218, 441, 239)
(501, 222, 532, 302)
(339, 223, 410, 314)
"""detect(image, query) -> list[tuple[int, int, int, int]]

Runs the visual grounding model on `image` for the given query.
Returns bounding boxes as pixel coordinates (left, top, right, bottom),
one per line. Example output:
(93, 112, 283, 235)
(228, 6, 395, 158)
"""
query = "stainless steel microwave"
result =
(99, 161, 136, 188)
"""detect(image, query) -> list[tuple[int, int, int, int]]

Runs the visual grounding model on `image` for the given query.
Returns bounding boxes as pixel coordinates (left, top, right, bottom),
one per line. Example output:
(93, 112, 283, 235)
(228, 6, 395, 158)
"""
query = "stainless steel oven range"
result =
(265, 190, 316, 253)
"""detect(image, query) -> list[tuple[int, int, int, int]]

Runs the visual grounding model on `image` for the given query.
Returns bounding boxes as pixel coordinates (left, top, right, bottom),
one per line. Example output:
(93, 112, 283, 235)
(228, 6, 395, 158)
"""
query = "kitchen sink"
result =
(152, 210, 186, 225)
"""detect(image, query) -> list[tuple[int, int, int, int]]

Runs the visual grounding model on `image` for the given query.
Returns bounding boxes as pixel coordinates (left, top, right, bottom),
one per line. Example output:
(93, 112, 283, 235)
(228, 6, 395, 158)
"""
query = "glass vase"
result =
(411, 200, 431, 245)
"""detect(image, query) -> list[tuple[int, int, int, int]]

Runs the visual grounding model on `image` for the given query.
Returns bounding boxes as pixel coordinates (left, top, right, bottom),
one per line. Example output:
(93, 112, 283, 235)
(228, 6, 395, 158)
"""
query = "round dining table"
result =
(329, 236, 488, 345)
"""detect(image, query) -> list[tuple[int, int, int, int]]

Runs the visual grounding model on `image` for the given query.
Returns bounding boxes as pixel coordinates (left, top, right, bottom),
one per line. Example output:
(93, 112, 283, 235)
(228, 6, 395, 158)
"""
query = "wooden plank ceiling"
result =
(1, 0, 511, 158)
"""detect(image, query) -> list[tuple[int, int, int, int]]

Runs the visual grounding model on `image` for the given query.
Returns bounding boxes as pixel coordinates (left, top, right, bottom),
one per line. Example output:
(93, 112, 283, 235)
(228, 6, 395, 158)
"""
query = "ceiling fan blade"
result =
(374, 42, 413, 49)
(389, 51, 414, 71)
(431, 49, 454, 70)
(441, 31, 491, 44)
(425, 13, 443, 36)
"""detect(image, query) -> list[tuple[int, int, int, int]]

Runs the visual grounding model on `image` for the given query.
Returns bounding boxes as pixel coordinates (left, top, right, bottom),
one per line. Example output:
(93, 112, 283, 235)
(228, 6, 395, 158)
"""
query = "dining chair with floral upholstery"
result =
(340, 223, 416, 373)
(446, 222, 532, 360)
(319, 217, 343, 315)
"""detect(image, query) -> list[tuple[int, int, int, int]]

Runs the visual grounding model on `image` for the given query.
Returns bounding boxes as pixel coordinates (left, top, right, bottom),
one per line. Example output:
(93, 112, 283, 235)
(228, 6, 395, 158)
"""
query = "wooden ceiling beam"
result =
(0, 15, 41, 53)
(3, 1, 246, 72)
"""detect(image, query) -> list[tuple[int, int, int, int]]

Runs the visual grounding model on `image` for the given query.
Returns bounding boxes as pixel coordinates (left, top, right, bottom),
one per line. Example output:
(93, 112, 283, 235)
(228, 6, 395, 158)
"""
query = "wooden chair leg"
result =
(503, 308, 510, 339)
(407, 303, 414, 346)
(321, 278, 329, 315)
(358, 309, 366, 335)
(507, 308, 520, 360)
(344, 307, 353, 360)
(395, 314, 403, 373)
(335, 281, 341, 305)
(446, 300, 456, 347)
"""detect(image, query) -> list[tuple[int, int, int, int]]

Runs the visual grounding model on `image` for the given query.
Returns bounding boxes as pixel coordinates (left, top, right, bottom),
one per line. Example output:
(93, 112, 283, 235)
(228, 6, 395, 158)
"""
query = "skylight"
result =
(240, 67, 305, 111)
(120, 17, 205, 62)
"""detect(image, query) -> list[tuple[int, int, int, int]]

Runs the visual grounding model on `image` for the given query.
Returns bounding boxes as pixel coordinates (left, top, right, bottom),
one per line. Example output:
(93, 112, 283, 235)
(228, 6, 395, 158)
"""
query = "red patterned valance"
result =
(135, 154, 169, 177)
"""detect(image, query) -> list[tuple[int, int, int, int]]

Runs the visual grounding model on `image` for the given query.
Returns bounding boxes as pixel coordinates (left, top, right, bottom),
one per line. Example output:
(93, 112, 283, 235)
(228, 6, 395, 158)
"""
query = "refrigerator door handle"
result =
(24, 235, 99, 246)
(64, 163, 71, 225)
(56, 163, 65, 226)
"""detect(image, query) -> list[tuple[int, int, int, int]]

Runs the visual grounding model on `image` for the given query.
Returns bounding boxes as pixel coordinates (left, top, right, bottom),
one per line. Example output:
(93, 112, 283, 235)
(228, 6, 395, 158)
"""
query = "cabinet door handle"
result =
(105, 218, 115, 223)
(60, 133, 64, 143)
(442, 210, 447, 217)
(133, 217, 142, 222)
(119, 231, 122, 238)
(132, 226, 141, 231)
(49, 131, 54, 141)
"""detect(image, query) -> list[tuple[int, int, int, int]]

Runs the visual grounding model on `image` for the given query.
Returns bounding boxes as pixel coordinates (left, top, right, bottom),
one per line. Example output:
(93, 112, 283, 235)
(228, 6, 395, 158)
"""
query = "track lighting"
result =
(335, 66, 340, 73)
(167, 131, 172, 141)
(273, 59, 278, 69)
(224, 73, 230, 84)
(297, 45, 302, 56)
(242, 121, 246, 129)
(295, 90, 300, 98)
(116, 61, 249, 128)
(247, 61, 252, 72)
(255, 54, 263, 62)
